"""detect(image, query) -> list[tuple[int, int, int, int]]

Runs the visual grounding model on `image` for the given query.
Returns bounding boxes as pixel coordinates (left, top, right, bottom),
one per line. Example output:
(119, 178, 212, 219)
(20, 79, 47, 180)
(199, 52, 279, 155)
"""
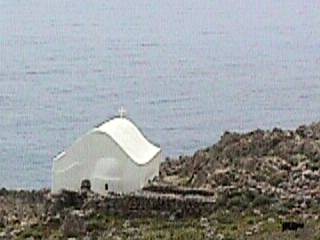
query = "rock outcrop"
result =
(160, 122, 320, 211)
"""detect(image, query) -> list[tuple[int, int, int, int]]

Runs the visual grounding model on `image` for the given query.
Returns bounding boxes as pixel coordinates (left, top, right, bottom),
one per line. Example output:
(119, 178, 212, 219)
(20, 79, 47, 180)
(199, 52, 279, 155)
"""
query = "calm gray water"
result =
(1, 1, 320, 189)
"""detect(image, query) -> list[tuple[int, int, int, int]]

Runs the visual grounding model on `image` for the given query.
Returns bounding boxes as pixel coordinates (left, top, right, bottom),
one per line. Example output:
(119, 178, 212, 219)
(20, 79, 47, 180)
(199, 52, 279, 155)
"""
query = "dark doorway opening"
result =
(81, 179, 91, 191)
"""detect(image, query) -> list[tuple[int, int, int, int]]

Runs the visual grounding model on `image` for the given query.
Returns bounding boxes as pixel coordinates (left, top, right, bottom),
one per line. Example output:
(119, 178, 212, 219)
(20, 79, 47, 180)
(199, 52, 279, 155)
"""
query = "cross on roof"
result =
(118, 106, 127, 118)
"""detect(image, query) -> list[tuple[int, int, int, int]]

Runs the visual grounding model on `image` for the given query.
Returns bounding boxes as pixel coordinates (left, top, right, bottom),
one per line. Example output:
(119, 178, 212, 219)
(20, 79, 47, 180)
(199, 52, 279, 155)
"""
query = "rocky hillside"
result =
(2, 122, 320, 239)
(1, 188, 320, 239)
(160, 122, 320, 210)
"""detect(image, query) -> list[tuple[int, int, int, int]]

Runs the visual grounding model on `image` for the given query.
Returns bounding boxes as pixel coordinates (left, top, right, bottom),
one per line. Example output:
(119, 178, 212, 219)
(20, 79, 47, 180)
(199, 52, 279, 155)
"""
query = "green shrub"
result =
(18, 227, 43, 240)
(270, 174, 285, 186)
(252, 195, 272, 207)
(228, 196, 249, 210)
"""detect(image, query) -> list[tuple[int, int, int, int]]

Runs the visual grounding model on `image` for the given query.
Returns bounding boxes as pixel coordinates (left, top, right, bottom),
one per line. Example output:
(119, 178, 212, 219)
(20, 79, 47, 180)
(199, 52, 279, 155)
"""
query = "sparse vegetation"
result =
(2, 122, 320, 239)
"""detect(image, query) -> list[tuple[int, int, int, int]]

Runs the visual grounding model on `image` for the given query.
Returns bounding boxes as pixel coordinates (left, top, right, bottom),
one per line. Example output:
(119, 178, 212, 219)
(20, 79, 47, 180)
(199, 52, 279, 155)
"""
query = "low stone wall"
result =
(48, 190, 216, 218)
(0, 189, 216, 219)
(97, 195, 215, 218)
(0, 188, 49, 204)
(143, 184, 215, 197)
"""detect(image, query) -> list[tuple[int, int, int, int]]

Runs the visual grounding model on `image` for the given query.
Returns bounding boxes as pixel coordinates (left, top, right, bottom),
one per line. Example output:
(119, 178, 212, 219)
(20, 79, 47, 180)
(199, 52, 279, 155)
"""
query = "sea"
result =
(1, 1, 320, 189)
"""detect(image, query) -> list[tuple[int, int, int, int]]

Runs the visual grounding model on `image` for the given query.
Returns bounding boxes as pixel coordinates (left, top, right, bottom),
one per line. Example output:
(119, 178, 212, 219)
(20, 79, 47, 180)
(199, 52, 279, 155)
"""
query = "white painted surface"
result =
(52, 117, 161, 194)
(97, 118, 160, 165)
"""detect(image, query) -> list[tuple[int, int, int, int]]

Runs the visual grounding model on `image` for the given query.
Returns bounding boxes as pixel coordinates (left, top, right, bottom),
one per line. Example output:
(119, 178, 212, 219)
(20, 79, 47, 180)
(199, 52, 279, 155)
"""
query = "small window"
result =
(105, 183, 108, 191)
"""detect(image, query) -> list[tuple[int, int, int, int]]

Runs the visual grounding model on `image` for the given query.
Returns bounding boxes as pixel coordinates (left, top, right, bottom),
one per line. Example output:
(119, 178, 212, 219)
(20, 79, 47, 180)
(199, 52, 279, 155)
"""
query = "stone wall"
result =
(97, 195, 215, 218)
(47, 190, 216, 218)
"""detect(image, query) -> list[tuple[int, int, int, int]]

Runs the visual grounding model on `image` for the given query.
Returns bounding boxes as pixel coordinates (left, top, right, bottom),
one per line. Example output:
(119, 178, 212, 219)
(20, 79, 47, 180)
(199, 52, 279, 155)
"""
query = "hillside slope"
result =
(160, 122, 320, 209)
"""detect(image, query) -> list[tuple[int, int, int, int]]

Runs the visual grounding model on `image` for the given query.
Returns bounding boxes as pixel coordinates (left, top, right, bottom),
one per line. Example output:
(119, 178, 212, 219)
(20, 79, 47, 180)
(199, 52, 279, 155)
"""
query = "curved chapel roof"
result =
(95, 117, 161, 165)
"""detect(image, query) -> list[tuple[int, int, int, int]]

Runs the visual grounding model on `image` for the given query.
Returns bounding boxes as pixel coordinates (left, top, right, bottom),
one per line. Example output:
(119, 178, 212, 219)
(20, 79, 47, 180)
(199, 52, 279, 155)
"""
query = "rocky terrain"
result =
(160, 122, 320, 214)
(0, 189, 216, 239)
(2, 122, 320, 239)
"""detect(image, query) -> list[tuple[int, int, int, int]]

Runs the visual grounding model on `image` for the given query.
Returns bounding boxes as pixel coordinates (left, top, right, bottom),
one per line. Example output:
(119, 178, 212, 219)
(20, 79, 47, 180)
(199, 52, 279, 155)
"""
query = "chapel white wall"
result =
(52, 131, 161, 194)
